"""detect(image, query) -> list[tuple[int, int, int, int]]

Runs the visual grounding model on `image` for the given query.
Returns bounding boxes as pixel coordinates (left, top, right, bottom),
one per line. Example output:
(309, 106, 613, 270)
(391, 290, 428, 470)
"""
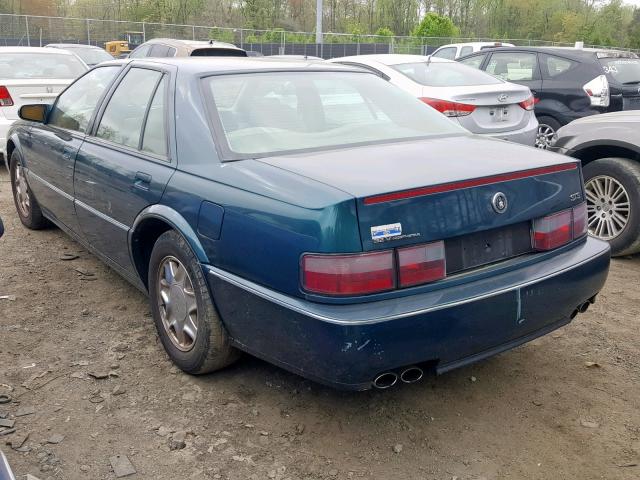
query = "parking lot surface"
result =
(1, 168, 639, 480)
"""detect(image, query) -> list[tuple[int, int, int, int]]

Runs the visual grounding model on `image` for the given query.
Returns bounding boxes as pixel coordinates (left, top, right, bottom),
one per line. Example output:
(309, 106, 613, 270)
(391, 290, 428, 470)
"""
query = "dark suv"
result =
(458, 47, 640, 148)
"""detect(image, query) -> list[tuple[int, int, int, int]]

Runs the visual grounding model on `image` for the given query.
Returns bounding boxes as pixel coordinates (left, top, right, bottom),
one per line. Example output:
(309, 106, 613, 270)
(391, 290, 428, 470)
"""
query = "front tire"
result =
(583, 157, 640, 256)
(148, 230, 240, 374)
(9, 150, 49, 229)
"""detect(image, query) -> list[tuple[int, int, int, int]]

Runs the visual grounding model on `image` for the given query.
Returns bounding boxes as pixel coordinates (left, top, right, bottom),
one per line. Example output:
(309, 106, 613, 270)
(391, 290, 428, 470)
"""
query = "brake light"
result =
(533, 202, 588, 251)
(583, 75, 610, 107)
(301, 251, 395, 296)
(0, 86, 13, 107)
(518, 96, 537, 111)
(419, 97, 476, 117)
(398, 241, 446, 287)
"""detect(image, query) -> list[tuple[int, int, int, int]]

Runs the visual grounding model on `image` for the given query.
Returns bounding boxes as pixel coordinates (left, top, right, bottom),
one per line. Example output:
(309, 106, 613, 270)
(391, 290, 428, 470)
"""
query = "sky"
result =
(624, 0, 640, 5)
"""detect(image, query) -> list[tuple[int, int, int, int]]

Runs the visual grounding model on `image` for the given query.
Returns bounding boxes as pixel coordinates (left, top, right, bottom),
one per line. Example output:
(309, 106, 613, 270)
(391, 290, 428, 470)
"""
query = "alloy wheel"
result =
(585, 175, 631, 240)
(14, 162, 31, 217)
(157, 256, 198, 352)
(535, 124, 555, 149)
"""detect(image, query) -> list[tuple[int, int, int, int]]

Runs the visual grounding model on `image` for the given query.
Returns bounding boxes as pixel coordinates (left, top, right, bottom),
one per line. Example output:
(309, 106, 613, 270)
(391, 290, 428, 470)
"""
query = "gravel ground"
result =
(1, 167, 639, 480)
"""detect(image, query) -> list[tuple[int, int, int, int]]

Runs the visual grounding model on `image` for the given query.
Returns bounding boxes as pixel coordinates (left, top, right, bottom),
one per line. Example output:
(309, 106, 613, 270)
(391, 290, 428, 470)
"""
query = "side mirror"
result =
(18, 104, 48, 123)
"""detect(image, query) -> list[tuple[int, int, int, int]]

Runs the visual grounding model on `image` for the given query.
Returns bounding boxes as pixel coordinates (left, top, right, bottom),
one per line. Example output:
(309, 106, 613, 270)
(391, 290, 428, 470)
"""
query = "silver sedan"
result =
(328, 54, 538, 146)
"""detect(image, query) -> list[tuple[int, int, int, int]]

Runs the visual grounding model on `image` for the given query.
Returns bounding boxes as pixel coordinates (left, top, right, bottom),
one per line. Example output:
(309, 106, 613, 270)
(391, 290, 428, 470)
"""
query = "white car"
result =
(432, 42, 515, 60)
(0, 47, 88, 164)
(328, 54, 538, 146)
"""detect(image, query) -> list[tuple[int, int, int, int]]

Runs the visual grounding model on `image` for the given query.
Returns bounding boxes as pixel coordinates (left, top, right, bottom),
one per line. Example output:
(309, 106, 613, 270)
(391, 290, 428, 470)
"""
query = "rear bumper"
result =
(206, 237, 610, 390)
(0, 117, 11, 165)
(463, 114, 538, 147)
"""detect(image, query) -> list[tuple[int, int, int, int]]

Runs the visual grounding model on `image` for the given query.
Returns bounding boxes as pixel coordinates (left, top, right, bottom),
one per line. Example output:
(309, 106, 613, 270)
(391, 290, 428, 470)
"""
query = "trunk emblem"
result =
(492, 192, 508, 213)
(46, 86, 53, 93)
(497, 93, 509, 102)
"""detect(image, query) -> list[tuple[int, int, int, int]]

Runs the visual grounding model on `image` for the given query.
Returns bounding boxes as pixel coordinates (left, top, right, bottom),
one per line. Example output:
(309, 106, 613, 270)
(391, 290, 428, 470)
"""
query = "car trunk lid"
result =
(424, 84, 532, 134)
(1, 79, 70, 120)
(258, 135, 583, 256)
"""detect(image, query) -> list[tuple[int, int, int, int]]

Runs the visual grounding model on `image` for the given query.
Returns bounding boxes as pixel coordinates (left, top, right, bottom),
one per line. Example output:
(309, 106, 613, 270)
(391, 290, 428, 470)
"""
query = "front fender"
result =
(130, 204, 210, 264)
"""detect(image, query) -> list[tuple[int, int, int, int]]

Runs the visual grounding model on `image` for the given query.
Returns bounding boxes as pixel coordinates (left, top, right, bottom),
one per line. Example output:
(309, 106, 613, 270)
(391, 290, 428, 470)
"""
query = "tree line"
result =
(1, 0, 639, 49)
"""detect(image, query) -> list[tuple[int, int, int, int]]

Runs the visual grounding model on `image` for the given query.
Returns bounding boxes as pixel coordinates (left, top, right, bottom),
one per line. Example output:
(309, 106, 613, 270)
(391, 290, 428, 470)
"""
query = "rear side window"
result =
(543, 55, 578, 78)
(599, 57, 640, 85)
(486, 52, 538, 81)
(96, 68, 163, 149)
(460, 46, 473, 57)
(432, 47, 457, 60)
(141, 76, 168, 156)
(149, 44, 171, 57)
(458, 54, 486, 69)
(392, 61, 501, 86)
(48, 66, 120, 133)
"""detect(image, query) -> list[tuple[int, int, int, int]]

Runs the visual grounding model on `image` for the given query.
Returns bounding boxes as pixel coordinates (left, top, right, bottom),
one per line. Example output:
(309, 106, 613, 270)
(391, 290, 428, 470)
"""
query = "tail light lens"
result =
(301, 251, 395, 296)
(0, 86, 13, 107)
(572, 202, 588, 238)
(518, 96, 537, 111)
(419, 97, 476, 117)
(398, 241, 446, 287)
(533, 202, 588, 251)
(583, 75, 610, 107)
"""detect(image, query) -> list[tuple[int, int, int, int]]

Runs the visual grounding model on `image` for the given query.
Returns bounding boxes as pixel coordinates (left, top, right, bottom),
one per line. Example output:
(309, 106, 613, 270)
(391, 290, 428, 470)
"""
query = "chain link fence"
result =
(1, 13, 638, 58)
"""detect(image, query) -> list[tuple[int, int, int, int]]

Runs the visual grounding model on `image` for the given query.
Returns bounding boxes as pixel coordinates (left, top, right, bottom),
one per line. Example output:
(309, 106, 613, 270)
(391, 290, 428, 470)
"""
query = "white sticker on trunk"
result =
(371, 223, 402, 242)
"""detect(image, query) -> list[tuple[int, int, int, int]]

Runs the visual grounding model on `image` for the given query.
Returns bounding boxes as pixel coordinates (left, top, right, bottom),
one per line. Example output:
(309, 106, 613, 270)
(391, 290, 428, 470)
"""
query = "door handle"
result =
(133, 172, 152, 191)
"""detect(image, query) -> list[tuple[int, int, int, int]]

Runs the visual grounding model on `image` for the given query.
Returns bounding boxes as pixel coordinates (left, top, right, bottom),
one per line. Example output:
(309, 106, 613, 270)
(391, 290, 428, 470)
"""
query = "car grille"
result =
(445, 221, 533, 274)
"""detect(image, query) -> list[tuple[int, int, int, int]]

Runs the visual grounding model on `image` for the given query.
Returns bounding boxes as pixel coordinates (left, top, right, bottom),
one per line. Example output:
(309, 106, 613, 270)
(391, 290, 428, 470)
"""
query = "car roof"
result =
(144, 38, 242, 50)
(46, 43, 103, 50)
(103, 57, 366, 74)
(329, 54, 452, 66)
(0, 46, 77, 56)
(436, 42, 514, 48)
(459, 45, 637, 60)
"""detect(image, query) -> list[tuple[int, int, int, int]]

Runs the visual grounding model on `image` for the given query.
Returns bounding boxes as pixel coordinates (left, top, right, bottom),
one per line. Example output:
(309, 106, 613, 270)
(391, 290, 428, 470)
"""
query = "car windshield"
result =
(67, 47, 113, 66)
(204, 71, 465, 158)
(391, 61, 502, 86)
(599, 57, 640, 84)
(0, 53, 86, 79)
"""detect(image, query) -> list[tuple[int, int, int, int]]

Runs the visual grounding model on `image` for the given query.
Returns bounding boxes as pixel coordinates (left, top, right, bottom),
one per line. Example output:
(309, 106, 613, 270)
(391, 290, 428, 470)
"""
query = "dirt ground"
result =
(0, 167, 639, 480)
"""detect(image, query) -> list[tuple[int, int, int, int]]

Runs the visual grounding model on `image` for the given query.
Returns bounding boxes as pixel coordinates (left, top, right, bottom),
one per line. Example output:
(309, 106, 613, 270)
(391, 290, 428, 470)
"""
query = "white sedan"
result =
(0, 47, 88, 164)
(328, 54, 538, 146)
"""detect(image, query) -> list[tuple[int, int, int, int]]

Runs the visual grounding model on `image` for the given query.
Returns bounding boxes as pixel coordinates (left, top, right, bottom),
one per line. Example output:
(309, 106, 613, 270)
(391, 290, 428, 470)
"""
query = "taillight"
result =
(518, 96, 537, 111)
(572, 202, 588, 238)
(398, 241, 446, 287)
(533, 202, 588, 251)
(301, 251, 395, 296)
(419, 97, 476, 117)
(0, 86, 13, 107)
(583, 75, 610, 107)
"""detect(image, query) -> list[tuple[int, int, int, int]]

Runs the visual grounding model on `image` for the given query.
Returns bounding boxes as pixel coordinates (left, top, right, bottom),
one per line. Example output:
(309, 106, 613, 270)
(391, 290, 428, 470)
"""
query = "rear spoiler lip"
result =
(363, 162, 579, 206)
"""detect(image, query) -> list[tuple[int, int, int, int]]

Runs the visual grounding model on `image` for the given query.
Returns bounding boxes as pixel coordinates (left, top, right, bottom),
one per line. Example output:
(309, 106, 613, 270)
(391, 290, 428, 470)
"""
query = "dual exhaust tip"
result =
(373, 366, 424, 390)
(570, 296, 597, 319)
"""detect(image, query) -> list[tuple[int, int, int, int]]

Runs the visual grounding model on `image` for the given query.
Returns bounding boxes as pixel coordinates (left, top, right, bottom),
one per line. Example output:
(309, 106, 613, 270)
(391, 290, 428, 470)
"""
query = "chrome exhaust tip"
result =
(578, 302, 590, 313)
(400, 366, 424, 384)
(372, 372, 398, 389)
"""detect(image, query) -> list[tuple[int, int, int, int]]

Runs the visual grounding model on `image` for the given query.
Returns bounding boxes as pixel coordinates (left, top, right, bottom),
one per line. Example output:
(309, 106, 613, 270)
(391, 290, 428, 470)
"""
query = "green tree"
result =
(412, 12, 459, 39)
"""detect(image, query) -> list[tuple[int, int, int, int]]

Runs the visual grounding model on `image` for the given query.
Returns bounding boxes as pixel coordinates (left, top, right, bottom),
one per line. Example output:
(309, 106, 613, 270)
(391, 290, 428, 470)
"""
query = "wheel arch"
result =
(129, 204, 209, 290)
(5, 132, 22, 172)
(569, 140, 640, 167)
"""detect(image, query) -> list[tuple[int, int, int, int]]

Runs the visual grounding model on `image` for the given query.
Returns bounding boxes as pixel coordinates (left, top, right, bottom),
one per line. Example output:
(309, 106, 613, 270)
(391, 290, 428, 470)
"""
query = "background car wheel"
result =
(148, 230, 240, 374)
(9, 150, 49, 229)
(535, 116, 561, 149)
(583, 157, 640, 256)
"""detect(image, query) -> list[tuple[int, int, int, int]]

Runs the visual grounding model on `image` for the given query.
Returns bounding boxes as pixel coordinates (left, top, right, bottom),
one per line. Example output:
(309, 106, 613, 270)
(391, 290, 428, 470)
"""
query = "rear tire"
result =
(583, 157, 640, 256)
(535, 116, 562, 149)
(9, 150, 49, 230)
(148, 230, 240, 374)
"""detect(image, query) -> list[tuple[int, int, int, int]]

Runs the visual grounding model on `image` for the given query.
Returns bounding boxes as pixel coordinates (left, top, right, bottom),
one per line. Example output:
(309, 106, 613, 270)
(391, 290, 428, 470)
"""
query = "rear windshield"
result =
(204, 71, 465, 158)
(0, 53, 86, 79)
(392, 61, 501, 86)
(599, 58, 640, 84)
(191, 48, 247, 57)
(67, 47, 113, 65)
